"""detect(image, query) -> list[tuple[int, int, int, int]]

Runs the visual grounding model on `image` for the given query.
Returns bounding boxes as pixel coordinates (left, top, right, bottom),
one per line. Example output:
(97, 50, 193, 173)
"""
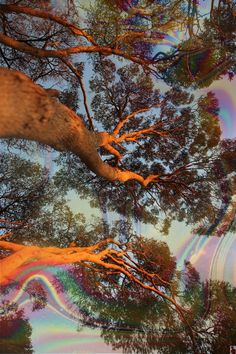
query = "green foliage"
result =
(0, 152, 86, 247)
(164, 0, 236, 88)
(0, 0, 235, 237)
(55, 234, 236, 354)
(0, 302, 33, 354)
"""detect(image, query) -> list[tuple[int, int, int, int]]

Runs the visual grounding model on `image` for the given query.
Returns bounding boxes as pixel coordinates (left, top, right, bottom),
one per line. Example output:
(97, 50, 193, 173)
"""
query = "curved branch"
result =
(0, 32, 154, 66)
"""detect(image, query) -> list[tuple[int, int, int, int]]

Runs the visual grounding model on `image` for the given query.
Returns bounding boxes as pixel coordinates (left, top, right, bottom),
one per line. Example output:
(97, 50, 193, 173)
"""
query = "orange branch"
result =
(114, 169, 160, 186)
(115, 124, 167, 143)
(0, 32, 154, 66)
(0, 4, 98, 46)
(110, 31, 145, 46)
(103, 144, 122, 160)
(112, 104, 160, 137)
(0, 233, 13, 240)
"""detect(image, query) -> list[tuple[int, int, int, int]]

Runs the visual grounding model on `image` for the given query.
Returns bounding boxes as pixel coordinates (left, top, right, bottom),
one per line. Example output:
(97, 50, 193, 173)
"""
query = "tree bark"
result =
(0, 68, 120, 181)
(0, 239, 122, 286)
(0, 68, 159, 186)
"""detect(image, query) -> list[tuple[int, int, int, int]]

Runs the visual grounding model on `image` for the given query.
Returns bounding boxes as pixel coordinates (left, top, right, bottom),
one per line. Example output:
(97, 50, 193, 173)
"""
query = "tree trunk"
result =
(0, 68, 160, 186)
(0, 68, 118, 181)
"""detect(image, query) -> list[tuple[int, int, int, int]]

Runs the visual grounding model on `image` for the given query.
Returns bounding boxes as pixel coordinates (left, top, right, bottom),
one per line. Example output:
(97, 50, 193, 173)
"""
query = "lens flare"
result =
(204, 78, 236, 138)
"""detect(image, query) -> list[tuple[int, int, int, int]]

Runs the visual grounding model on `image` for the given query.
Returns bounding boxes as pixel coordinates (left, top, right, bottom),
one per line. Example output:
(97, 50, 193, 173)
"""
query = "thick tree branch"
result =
(0, 68, 160, 187)
(102, 144, 122, 160)
(0, 239, 122, 286)
(0, 32, 154, 66)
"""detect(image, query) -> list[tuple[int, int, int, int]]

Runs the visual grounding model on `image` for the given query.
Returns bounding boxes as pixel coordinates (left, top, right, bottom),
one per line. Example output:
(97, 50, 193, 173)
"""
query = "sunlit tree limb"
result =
(0, 30, 155, 66)
(0, 68, 170, 187)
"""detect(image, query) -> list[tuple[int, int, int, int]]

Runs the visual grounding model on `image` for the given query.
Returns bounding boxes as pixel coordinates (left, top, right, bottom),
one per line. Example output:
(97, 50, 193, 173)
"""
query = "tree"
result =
(0, 153, 51, 236)
(0, 0, 234, 187)
(0, 217, 199, 352)
(0, 150, 232, 352)
(54, 59, 234, 234)
(0, 301, 33, 354)
(55, 233, 196, 353)
(180, 277, 236, 354)
(0, 2, 235, 352)
(84, 0, 185, 64)
(55, 236, 236, 354)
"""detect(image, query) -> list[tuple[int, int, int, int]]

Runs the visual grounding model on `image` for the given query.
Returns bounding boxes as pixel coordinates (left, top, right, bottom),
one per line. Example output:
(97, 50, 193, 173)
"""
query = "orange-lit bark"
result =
(0, 238, 183, 314)
(112, 105, 160, 136)
(0, 239, 123, 286)
(116, 124, 168, 142)
(0, 68, 163, 187)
